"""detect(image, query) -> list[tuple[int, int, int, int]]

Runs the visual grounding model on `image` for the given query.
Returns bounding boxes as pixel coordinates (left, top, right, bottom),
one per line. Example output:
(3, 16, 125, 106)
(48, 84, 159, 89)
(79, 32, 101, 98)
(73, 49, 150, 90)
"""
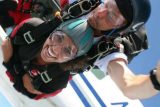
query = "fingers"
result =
(23, 73, 42, 95)
(26, 86, 42, 95)
(24, 81, 42, 95)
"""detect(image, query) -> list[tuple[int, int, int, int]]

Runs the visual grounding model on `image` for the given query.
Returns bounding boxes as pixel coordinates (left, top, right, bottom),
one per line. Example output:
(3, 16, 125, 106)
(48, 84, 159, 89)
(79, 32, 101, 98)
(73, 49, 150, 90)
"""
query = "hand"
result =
(22, 73, 42, 95)
(1, 37, 13, 62)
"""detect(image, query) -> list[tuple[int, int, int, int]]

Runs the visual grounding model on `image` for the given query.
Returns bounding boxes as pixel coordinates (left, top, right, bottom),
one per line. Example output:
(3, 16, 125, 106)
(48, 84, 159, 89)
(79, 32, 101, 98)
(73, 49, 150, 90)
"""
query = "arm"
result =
(1, 37, 13, 63)
(108, 59, 159, 99)
(22, 73, 42, 95)
(1, 38, 42, 95)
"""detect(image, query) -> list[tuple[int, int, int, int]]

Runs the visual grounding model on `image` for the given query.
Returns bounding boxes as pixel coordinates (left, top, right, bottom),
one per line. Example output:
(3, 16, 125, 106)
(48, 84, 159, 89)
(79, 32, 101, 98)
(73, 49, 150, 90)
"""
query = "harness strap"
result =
(12, 17, 64, 91)
(67, 37, 121, 74)
(30, 64, 70, 92)
(87, 37, 120, 62)
(14, 0, 102, 45)
(14, 17, 62, 45)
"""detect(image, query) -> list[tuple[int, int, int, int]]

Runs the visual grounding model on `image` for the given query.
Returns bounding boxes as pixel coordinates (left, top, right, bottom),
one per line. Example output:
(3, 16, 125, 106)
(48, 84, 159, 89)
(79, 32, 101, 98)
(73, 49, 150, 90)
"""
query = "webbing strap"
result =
(14, 17, 62, 45)
(14, 0, 101, 45)
(31, 64, 70, 91)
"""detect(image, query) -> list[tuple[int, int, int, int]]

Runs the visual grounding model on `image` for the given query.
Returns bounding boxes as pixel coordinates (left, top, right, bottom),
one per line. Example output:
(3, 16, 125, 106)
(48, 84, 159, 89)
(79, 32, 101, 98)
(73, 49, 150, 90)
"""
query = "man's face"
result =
(88, 0, 127, 31)
(41, 31, 77, 63)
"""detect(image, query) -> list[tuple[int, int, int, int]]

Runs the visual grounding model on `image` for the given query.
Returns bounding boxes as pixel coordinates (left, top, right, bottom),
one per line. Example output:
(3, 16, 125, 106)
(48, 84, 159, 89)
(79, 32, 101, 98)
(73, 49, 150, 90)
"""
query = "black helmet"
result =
(115, 0, 151, 32)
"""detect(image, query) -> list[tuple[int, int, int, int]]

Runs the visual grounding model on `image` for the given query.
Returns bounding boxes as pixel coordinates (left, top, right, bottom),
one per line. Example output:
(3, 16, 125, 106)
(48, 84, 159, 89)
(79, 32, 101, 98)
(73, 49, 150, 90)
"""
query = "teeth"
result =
(48, 47, 55, 57)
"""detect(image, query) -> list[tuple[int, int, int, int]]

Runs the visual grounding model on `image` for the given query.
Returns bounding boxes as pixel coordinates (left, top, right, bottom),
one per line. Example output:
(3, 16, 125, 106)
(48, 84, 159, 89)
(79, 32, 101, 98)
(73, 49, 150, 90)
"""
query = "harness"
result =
(12, 0, 103, 77)
(68, 26, 149, 74)
(2, 16, 65, 99)
(73, 37, 123, 73)
(3, 0, 102, 99)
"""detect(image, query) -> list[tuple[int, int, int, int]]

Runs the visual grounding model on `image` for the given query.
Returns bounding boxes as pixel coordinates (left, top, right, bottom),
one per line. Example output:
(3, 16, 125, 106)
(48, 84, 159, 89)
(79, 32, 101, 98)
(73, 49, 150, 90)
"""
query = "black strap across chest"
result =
(14, 17, 62, 45)
(29, 63, 70, 93)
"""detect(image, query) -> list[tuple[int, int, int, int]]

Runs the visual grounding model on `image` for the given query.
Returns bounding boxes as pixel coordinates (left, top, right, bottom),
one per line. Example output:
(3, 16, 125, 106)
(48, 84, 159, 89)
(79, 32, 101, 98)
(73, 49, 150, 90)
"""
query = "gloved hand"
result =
(114, 26, 149, 63)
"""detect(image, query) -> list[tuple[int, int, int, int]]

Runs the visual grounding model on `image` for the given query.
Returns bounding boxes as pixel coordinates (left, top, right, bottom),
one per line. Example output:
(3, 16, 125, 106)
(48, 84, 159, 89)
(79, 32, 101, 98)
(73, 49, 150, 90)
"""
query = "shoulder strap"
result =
(11, 17, 62, 75)
(30, 64, 70, 92)
(87, 37, 120, 62)
(65, 37, 120, 74)
(14, 0, 102, 45)
(14, 17, 62, 45)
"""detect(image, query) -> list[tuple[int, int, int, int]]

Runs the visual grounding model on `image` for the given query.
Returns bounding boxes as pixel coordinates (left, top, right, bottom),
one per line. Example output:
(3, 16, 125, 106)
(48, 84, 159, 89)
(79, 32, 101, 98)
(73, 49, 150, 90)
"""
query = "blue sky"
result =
(129, 0, 160, 107)
(0, 0, 160, 107)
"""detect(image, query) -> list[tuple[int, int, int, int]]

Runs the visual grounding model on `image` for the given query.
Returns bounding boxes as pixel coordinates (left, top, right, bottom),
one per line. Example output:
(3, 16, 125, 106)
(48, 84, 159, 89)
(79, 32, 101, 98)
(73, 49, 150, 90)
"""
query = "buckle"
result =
(40, 71, 52, 83)
(23, 31, 35, 44)
(67, 0, 101, 18)
(68, 0, 92, 18)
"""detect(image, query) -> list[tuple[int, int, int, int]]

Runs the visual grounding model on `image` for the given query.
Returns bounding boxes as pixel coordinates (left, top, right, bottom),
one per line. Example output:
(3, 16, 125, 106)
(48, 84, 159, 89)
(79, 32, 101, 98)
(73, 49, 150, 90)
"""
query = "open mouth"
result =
(47, 47, 55, 58)
(42, 47, 55, 59)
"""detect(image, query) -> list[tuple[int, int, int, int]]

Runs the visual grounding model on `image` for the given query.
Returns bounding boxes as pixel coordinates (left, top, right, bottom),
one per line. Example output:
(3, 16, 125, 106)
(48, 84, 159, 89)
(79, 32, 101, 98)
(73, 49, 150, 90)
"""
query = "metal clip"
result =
(23, 31, 35, 44)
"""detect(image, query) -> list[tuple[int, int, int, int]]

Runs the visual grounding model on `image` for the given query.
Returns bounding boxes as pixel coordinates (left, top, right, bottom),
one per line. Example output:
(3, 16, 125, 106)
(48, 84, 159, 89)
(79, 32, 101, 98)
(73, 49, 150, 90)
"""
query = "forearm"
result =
(122, 74, 159, 99)
(1, 37, 13, 62)
(108, 59, 159, 99)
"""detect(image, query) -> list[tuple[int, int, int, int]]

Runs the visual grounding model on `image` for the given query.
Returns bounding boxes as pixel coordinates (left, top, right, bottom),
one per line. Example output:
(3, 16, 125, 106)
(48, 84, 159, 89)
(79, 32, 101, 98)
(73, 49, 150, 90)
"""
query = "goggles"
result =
(68, 0, 101, 18)
(49, 31, 77, 60)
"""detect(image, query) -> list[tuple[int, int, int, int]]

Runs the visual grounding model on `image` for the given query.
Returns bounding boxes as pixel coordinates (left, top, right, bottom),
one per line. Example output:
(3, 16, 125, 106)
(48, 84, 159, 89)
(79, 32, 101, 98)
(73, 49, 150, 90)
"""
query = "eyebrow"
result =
(55, 33, 65, 43)
(49, 31, 65, 42)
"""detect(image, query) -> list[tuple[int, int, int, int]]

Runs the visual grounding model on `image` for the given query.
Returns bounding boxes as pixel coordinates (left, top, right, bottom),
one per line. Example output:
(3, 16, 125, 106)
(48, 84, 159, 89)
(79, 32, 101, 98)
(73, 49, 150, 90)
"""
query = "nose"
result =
(97, 8, 107, 18)
(71, 47, 77, 57)
(52, 45, 62, 58)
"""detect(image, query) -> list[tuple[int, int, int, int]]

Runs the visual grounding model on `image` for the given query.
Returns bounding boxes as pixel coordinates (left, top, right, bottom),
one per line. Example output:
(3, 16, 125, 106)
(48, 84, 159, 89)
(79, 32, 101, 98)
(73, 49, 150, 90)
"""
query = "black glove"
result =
(114, 26, 149, 63)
